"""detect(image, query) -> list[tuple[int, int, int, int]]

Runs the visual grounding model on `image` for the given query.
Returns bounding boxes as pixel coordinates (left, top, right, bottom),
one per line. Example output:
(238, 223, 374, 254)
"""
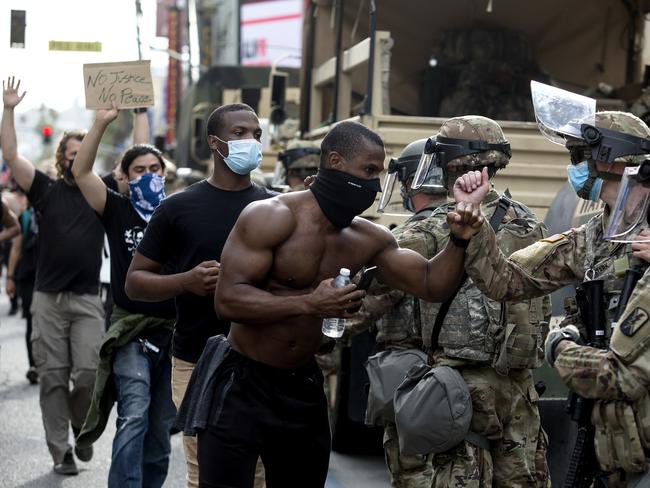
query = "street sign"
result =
(49, 41, 102, 52)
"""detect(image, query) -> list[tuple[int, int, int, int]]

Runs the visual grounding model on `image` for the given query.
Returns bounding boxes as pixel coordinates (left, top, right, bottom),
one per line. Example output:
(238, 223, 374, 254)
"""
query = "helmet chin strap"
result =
(595, 169, 624, 182)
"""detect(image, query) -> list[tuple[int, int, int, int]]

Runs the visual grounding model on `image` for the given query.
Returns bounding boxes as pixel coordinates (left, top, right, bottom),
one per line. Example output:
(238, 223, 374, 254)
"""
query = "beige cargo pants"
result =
(30, 291, 104, 464)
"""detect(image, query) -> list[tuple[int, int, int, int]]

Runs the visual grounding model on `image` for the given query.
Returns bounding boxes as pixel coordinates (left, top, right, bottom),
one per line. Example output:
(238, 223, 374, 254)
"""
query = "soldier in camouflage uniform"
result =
(416, 116, 551, 488)
(271, 140, 320, 191)
(455, 110, 650, 487)
(356, 116, 552, 487)
(369, 137, 448, 488)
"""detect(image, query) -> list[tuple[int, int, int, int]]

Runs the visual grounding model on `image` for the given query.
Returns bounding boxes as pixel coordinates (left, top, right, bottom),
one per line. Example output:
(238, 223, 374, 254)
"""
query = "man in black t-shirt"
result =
(72, 105, 177, 488)
(1, 77, 104, 475)
(125, 103, 275, 488)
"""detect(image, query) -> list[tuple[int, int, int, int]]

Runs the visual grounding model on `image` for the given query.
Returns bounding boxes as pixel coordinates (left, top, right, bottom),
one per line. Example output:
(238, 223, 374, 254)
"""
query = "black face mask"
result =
(309, 168, 381, 228)
(63, 159, 75, 185)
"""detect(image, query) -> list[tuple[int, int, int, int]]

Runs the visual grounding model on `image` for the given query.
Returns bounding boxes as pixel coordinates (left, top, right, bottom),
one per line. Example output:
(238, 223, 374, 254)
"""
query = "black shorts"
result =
(196, 345, 331, 488)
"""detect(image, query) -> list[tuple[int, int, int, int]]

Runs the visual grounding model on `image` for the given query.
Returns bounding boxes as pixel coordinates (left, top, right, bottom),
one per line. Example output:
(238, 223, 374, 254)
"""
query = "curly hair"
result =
(54, 131, 86, 179)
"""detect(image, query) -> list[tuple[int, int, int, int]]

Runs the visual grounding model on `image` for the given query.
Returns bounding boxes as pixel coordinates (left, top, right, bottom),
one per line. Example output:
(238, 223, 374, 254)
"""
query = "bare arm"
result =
(5, 232, 21, 298)
(215, 199, 365, 325)
(1, 77, 34, 192)
(125, 251, 220, 302)
(0, 202, 20, 242)
(72, 107, 119, 215)
(372, 233, 465, 303)
(133, 110, 149, 145)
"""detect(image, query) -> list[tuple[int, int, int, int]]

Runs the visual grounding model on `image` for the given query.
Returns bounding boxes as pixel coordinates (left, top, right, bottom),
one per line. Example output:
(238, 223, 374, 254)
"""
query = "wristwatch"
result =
(449, 233, 470, 249)
(133, 107, 148, 114)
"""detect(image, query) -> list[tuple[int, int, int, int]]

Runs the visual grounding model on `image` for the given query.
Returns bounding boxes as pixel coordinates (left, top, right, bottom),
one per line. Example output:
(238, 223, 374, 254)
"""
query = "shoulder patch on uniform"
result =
(619, 307, 649, 336)
(540, 234, 566, 244)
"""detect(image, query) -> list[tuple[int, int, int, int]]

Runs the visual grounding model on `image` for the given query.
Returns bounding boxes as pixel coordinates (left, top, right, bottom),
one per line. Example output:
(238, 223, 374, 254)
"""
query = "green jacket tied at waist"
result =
(76, 306, 174, 448)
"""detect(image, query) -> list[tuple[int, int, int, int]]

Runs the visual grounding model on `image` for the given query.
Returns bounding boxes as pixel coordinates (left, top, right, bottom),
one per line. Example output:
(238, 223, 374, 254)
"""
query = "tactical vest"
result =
(374, 206, 438, 348)
(421, 192, 549, 372)
(581, 213, 629, 335)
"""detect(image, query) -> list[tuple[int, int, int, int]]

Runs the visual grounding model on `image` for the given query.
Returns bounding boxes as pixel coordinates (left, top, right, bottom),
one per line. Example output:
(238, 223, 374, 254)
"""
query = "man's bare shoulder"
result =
(236, 194, 297, 246)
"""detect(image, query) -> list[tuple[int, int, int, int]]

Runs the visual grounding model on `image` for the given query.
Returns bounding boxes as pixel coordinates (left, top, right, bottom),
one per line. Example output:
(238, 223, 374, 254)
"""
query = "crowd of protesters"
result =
(0, 76, 293, 487)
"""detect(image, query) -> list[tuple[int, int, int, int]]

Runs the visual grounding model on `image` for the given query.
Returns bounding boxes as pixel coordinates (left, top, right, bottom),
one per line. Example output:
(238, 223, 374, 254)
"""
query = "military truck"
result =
(298, 0, 649, 483)
(299, 0, 646, 221)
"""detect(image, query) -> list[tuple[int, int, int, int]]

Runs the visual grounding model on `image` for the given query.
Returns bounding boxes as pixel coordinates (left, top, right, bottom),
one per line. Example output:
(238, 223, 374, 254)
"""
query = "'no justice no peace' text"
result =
(86, 70, 152, 105)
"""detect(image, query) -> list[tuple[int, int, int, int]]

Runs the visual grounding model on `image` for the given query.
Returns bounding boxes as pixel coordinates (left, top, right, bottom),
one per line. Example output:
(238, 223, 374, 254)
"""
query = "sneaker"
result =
(26, 367, 38, 385)
(74, 443, 93, 462)
(53, 449, 78, 475)
(72, 426, 93, 462)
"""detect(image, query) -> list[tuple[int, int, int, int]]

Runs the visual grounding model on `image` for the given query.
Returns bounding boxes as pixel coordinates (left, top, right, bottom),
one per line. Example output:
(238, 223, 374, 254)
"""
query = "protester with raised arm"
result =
(1, 76, 104, 475)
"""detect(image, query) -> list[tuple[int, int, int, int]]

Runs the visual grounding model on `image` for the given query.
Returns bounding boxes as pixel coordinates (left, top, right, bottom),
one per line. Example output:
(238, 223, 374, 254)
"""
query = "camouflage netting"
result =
(432, 23, 549, 121)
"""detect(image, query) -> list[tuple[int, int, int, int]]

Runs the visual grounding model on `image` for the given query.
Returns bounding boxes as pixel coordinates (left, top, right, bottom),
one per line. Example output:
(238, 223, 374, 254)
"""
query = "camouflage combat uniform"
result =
(366, 199, 445, 488)
(358, 189, 551, 488)
(422, 191, 550, 488)
(464, 211, 649, 486)
(554, 267, 650, 488)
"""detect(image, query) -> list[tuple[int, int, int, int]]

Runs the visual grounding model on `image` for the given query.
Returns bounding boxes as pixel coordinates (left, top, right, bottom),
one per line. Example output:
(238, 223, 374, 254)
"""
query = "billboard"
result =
(240, 0, 303, 68)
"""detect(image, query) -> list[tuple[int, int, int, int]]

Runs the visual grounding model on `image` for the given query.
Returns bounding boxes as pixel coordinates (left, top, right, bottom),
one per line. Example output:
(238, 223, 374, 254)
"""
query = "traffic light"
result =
(41, 125, 53, 144)
(10, 10, 26, 48)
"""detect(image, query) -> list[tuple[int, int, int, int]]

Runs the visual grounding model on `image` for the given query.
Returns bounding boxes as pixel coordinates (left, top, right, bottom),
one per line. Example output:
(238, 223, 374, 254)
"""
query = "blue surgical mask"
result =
(128, 173, 166, 222)
(567, 161, 602, 202)
(215, 136, 263, 175)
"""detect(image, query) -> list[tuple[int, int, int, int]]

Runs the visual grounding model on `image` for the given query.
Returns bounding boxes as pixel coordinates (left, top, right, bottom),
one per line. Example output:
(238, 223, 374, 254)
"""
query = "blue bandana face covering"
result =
(128, 173, 166, 222)
(215, 136, 263, 175)
(567, 161, 603, 202)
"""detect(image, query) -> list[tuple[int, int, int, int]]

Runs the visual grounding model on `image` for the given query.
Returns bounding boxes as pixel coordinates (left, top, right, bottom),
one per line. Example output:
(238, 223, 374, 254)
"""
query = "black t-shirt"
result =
(100, 189, 176, 320)
(137, 180, 276, 363)
(27, 170, 104, 294)
(100, 189, 175, 348)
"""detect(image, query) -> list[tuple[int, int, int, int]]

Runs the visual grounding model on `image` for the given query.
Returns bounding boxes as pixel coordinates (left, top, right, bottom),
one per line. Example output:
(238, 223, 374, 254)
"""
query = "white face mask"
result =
(215, 136, 263, 175)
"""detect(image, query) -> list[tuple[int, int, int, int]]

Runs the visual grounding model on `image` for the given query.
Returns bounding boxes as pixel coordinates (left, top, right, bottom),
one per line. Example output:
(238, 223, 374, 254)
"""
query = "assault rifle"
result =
(563, 279, 607, 488)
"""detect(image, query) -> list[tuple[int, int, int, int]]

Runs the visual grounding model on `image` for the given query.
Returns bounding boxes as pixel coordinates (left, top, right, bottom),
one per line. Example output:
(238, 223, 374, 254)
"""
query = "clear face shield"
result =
(605, 162, 650, 243)
(412, 138, 439, 191)
(412, 136, 510, 190)
(530, 80, 596, 146)
(377, 151, 445, 215)
(271, 160, 288, 190)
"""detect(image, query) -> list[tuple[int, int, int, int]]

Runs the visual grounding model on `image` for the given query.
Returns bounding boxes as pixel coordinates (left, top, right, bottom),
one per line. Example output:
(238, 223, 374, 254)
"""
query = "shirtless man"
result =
(197, 121, 483, 488)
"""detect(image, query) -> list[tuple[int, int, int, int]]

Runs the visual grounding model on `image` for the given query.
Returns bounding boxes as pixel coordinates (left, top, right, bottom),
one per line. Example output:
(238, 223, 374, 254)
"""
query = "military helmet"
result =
(438, 115, 510, 172)
(377, 138, 445, 213)
(565, 111, 650, 169)
(280, 140, 320, 170)
(272, 140, 320, 190)
(394, 138, 427, 183)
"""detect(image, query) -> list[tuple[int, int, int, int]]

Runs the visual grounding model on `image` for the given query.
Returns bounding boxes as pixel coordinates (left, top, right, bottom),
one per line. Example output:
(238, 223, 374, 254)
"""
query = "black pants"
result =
(17, 278, 34, 367)
(196, 348, 331, 488)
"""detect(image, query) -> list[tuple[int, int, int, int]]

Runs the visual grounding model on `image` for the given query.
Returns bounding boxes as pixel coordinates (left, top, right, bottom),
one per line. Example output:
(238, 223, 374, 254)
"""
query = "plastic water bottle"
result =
(321, 268, 351, 338)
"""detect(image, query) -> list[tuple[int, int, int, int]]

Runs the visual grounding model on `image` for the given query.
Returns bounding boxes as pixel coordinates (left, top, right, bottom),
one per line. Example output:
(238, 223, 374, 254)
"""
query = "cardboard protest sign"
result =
(83, 60, 154, 109)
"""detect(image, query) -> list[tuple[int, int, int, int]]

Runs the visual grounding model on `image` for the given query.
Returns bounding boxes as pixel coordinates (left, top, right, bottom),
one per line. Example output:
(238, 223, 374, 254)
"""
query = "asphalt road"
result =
(0, 296, 389, 488)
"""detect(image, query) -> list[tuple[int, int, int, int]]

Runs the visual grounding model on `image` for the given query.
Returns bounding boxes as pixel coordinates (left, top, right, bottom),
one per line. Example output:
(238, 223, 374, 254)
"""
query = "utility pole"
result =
(135, 0, 143, 60)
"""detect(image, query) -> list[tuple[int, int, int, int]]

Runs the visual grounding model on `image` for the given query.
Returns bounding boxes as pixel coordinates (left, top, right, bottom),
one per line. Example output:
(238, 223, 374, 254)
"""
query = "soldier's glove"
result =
(544, 325, 580, 367)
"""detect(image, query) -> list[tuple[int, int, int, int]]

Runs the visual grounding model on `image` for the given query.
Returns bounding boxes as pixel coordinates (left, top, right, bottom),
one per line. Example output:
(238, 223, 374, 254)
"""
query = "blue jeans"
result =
(108, 339, 176, 488)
